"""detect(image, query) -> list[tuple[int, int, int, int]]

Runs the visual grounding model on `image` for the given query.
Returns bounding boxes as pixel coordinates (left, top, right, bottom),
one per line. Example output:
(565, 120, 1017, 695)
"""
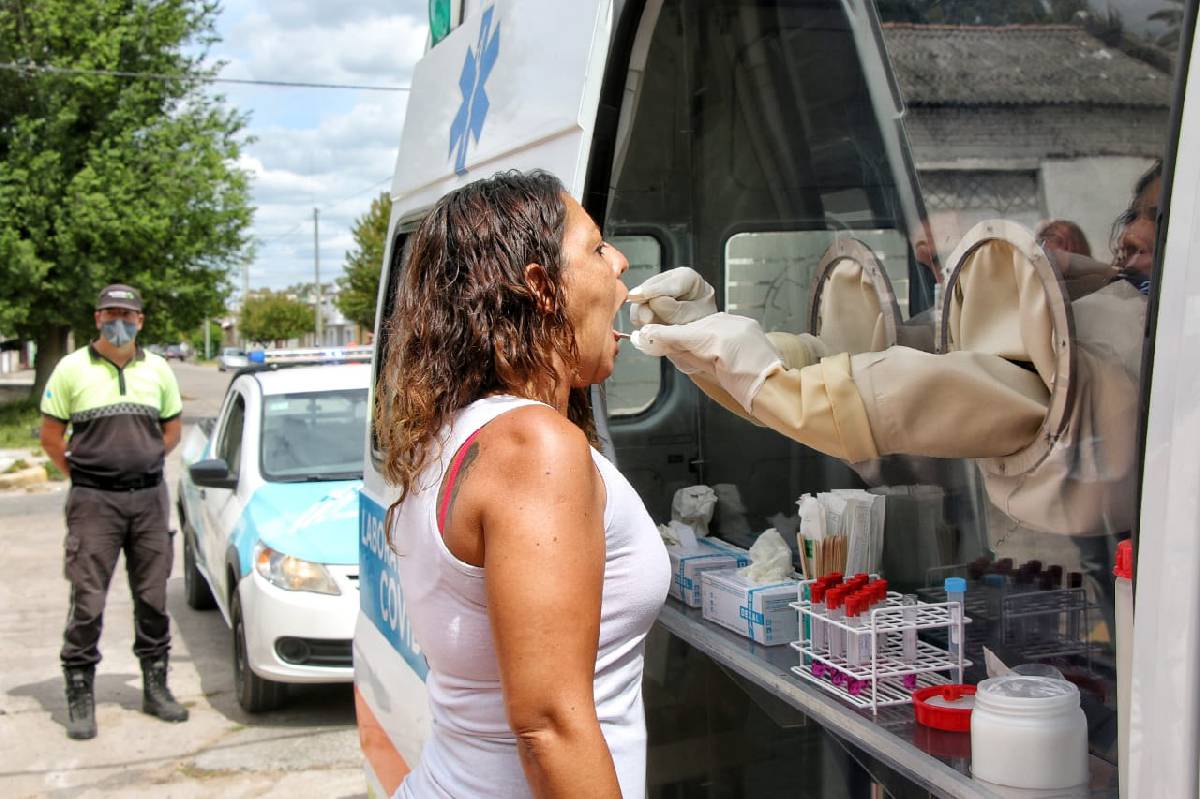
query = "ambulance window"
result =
(605, 234, 663, 415)
(724, 229, 910, 331)
(369, 231, 414, 468)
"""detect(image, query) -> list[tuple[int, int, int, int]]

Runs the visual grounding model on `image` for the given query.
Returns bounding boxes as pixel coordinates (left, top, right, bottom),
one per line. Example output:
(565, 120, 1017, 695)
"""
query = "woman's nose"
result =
(610, 244, 629, 278)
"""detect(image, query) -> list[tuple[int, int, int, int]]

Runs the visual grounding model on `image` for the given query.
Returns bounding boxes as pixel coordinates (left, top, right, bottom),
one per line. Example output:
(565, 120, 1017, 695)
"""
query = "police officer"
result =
(39, 284, 189, 740)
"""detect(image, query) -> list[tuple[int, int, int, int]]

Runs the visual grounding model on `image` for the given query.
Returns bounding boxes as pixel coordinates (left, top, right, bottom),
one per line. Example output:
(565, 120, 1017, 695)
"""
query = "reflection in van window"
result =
(725, 230, 910, 329)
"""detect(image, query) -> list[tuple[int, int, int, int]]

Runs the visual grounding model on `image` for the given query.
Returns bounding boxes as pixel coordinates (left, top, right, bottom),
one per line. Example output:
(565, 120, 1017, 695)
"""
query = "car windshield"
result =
(260, 388, 368, 481)
(224, 348, 244, 356)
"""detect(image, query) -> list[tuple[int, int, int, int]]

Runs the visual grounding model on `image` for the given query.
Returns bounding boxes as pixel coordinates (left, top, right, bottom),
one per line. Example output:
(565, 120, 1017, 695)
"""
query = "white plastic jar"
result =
(970, 675, 1088, 790)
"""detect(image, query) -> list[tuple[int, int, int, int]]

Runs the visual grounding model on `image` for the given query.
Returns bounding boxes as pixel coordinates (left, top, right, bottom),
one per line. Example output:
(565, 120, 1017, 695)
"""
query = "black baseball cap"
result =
(96, 284, 143, 312)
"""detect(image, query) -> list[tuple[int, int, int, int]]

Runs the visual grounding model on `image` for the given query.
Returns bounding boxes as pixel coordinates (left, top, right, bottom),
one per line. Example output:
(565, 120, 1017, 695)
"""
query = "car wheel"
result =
(231, 590, 287, 712)
(182, 523, 216, 610)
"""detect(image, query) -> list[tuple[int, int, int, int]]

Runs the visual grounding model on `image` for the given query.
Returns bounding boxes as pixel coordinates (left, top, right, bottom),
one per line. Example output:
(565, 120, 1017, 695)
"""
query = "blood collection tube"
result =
(857, 592, 874, 665)
(826, 587, 846, 661)
(1067, 571, 1083, 642)
(902, 594, 918, 665)
(811, 581, 828, 654)
(845, 596, 862, 667)
(1047, 564, 1064, 587)
(1037, 571, 1058, 642)
(945, 577, 966, 662)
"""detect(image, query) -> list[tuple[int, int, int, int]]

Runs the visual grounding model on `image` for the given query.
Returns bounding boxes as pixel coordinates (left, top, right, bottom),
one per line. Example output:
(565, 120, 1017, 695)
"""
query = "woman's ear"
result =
(524, 263, 556, 315)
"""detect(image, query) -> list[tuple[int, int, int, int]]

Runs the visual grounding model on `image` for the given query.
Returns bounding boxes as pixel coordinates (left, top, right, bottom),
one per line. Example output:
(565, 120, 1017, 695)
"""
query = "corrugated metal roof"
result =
(880, 23, 1172, 107)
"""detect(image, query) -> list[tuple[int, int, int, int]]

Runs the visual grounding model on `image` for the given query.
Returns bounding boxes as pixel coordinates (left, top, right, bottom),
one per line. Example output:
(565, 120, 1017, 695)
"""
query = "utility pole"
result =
(203, 316, 211, 360)
(313, 207, 323, 346)
(238, 262, 250, 349)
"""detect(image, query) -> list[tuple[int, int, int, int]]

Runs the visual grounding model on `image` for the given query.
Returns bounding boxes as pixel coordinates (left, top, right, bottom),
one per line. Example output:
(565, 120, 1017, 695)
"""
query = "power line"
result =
(0, 61, 411, 92)
(254, 175, 391, 248)
(321, 176, 392, 211)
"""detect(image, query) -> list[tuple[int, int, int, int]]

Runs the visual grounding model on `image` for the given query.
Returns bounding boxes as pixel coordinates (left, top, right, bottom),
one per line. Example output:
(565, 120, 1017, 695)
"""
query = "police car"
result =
(177, 347, 370, 711)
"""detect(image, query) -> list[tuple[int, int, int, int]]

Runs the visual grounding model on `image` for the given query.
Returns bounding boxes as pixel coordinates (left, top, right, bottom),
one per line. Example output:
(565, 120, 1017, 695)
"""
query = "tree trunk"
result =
(30, 325, 72, 403)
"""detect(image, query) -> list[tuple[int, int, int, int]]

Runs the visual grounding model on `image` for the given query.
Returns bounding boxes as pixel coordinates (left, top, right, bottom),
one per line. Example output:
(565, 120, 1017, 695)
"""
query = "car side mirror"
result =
(189, 457, 238, 490)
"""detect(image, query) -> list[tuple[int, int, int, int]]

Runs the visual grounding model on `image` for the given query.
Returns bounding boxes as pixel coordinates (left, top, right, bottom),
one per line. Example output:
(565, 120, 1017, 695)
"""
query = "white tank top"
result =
(389, 395, 670, 798)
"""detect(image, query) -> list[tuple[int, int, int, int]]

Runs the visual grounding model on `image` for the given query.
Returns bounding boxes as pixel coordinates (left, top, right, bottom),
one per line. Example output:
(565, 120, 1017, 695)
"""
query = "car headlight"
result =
(253, 543, 340, 595)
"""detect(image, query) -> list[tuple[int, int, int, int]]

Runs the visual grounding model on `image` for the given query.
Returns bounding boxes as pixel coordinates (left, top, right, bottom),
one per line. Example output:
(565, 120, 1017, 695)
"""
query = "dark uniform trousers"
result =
(61, 483, 173, 668)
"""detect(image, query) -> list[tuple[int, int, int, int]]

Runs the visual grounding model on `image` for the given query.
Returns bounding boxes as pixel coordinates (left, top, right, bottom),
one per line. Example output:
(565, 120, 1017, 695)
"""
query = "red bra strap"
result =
(438, 428, 483, 535)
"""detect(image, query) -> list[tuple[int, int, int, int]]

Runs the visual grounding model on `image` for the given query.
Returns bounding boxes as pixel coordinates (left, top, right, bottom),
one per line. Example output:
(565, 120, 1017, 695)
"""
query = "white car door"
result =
(202, 387, 248, 614)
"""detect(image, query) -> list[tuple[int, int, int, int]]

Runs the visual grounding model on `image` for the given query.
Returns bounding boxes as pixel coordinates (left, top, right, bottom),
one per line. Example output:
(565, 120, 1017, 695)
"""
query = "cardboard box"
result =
(667, 539, 749, 607)
(700, 570, 800, 646)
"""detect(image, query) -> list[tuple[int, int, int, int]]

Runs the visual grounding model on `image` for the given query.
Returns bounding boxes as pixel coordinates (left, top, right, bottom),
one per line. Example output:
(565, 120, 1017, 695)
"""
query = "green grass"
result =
(0, 399, 41, 450)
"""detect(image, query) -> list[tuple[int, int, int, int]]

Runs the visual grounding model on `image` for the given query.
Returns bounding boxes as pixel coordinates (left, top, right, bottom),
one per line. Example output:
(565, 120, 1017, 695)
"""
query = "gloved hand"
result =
(626, 266, 717, 328)
(632, 313, 783, 413)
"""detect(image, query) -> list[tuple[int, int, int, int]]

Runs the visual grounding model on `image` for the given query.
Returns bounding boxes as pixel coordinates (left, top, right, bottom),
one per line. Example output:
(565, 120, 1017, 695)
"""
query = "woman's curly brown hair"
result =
(375, 170, 596, 502)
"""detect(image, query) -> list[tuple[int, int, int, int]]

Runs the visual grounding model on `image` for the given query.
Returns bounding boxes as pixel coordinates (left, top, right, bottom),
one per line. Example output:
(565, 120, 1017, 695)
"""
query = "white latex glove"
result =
(632, 313, 783, 413)
(626, 266, 717, 328)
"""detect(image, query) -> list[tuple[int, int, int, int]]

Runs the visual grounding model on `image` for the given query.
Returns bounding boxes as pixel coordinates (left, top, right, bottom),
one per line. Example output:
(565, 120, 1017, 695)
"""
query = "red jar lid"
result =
(912, 684, 976, 733)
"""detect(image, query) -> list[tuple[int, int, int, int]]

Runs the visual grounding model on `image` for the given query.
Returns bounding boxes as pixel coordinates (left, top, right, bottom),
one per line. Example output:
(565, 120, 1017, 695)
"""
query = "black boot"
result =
(140, 657, 189, 722)
(64, 667, 97, 740)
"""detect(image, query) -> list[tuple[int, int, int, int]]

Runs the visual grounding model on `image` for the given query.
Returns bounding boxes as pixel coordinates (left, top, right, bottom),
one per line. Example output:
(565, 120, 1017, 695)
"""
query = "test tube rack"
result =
(788, 589, 970, 713)
(1000, 586, 1092, 661)
(919, 583, 1092, 663)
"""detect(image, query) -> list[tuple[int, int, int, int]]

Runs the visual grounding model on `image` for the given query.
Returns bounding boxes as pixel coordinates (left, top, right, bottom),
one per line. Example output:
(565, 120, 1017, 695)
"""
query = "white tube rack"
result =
(789, 588, 971, 714)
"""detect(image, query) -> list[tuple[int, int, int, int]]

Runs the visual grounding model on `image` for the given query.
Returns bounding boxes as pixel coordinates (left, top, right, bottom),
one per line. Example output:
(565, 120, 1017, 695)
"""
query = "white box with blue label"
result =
(667, 539, 750, 607)
(700, 570, 800, 646)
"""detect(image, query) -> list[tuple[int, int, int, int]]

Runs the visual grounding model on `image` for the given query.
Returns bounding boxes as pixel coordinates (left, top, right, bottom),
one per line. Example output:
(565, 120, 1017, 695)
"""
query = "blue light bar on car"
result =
(245, 346, 373, 366)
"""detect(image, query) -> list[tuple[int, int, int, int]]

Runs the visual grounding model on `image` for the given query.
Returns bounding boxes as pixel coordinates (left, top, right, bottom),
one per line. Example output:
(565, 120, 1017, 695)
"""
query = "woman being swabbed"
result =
(375, 170, 670, 798)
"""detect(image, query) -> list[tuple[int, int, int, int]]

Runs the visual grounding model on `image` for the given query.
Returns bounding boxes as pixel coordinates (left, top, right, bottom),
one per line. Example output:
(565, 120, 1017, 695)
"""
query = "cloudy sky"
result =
(201, 0, 428, 294)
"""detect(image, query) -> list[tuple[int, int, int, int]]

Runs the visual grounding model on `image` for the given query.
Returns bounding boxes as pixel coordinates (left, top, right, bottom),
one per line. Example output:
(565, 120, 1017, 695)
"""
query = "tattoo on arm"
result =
(439, 441, 482, 532)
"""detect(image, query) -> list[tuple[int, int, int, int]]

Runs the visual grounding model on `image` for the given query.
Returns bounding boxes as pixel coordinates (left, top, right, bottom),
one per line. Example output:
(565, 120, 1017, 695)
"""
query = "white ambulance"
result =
(355, 1, 1200, 796)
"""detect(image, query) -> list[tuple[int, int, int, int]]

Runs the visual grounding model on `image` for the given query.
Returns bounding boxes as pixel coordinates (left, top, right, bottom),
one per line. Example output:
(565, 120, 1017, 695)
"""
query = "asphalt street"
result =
(0, 362, 365, 798)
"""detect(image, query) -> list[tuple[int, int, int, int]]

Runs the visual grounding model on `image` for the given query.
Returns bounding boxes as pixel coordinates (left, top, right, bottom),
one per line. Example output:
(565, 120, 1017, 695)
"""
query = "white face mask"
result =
(100, 319, 138, 347)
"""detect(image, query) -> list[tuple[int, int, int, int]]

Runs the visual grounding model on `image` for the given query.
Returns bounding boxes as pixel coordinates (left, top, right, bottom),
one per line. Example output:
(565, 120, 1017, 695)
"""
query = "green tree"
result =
(239, 291, 314, 346)
(335, 192, 391, 332)
(187, 319, 223, 358)
(0, 0, 253, 398)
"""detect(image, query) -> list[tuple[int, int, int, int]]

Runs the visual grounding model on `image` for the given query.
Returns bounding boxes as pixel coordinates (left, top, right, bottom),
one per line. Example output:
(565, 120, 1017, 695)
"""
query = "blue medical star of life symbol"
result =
(449, 6, 501, 176)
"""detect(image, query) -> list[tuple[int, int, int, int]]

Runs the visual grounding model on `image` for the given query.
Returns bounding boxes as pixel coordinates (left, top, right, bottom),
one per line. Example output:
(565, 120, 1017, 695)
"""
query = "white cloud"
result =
(202, 1, 427, 292)
(227, 10, 427, 85)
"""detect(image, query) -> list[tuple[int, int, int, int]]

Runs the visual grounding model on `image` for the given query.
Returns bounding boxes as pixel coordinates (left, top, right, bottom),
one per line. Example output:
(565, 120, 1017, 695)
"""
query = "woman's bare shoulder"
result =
(474, 403, 592, 476)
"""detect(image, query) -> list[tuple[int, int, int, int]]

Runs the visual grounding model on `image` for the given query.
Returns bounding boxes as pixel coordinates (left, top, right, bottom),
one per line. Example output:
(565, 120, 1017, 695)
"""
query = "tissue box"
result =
(700, 570, 800, 646)
(668, 539, 749, 607)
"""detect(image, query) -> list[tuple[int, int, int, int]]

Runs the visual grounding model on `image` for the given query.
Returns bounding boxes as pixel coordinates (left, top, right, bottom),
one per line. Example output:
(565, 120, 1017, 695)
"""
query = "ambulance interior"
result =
(593, 0, 1171, 793)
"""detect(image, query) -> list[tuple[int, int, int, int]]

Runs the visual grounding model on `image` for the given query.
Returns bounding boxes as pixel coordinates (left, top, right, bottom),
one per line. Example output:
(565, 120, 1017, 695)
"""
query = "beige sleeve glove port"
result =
(698, 346, 1049, 467)
(688, 351, 880, 466)
(684, 331, 826, 426)
(749, 353, 881, 463)
(851, 348, 1049, 460)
